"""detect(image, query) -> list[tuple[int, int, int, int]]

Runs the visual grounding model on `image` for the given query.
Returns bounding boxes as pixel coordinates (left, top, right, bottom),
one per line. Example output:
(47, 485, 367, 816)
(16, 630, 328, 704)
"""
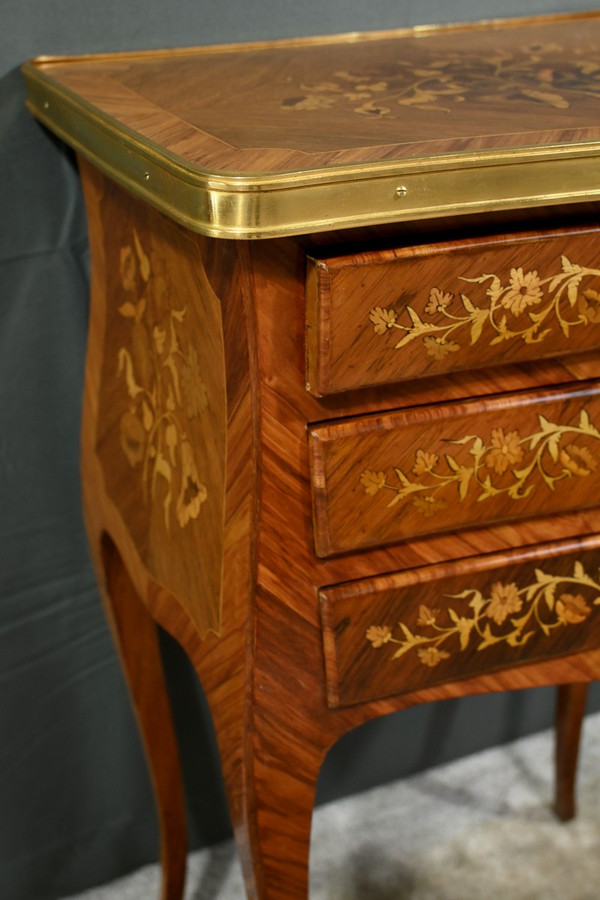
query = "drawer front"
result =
(320, 535, 600, 708)
(306, 226, 600, 396)
(309, 381, 600, 557)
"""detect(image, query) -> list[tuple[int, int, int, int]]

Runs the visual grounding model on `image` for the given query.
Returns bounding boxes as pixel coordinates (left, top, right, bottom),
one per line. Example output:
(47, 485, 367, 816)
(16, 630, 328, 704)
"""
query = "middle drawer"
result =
(309, 381, 600, 557)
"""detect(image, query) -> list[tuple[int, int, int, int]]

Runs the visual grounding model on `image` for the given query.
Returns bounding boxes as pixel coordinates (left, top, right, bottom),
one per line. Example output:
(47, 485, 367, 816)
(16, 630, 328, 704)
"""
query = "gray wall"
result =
(2, 2, 600, 898)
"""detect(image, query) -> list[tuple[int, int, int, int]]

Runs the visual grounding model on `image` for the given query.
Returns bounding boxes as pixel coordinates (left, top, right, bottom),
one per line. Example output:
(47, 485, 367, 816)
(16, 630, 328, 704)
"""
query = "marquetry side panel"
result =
(321, 534, 600, 707)
(92, 180, 227, 637)
(306, 225, 600, 395)
(310, 381, 600, 557)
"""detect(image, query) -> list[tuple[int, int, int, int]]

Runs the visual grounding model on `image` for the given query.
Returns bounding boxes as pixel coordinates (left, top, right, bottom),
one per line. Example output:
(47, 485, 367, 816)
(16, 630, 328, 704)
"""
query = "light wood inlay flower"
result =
(361, 408, 600, 516)
(366, 562, 600, 666)
(282, 44, 600, 116)
(116, 228, 209, 531)
(369, 256, 600, 358)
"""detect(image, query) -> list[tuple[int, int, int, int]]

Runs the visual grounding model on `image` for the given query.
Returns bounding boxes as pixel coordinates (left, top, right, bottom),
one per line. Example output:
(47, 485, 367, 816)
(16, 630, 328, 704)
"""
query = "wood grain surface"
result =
(100, 535, 188, 900)
(320, 534, 600, 707)
(307, 225, 600, 395)
(31, 13, 600, 174)
(310, 381, 600, 556)
(91, 177, 227, 638)
(554, 681, 589, 821)
(76, 161, 600, 900)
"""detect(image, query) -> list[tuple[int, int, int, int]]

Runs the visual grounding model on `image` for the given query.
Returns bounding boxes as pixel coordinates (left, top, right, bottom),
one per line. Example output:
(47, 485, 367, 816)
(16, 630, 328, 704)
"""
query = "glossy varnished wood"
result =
(77, 167, 600, 899)
(554, 682, 589, 821)
(78, 159, 259, 897)
(28, 14, 600, 174)
(38, 16, 600, 896)
(321, 535, 600, 707)
(309, 381, 600, 556)
(99, 536, 187, 900)
(92, 180, 227, 637)
(306, 225, 600, 395)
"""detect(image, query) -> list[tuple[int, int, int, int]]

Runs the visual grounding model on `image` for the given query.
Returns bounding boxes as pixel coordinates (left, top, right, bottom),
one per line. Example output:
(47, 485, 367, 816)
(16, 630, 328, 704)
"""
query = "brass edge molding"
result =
(23, 61, 600, 239)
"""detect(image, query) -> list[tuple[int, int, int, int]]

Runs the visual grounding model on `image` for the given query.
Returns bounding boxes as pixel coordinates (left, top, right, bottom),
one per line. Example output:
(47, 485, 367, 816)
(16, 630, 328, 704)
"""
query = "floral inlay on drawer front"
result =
(306, 226, 600, 395)
(360, 406, 600, 517)
(366, 560, 599, 668)
(368, 254, 600, 362)
(320, 536, 600, 707)
(309, 382, 600, 557)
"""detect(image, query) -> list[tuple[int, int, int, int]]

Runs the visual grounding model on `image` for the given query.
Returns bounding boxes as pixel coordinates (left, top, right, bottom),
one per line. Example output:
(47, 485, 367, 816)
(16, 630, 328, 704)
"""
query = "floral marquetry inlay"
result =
(117, 228, 209, 531)
(91, 171, 227, 639)
(360, 407, 600, 518)
(282, 42, 600, 116)
(366, 562, 600, 668)
(368, 255, 600, 361)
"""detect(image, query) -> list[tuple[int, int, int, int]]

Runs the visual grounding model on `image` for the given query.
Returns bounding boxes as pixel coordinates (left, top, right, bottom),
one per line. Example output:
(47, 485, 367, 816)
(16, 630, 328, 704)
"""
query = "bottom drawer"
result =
(320, 535, 600, 708)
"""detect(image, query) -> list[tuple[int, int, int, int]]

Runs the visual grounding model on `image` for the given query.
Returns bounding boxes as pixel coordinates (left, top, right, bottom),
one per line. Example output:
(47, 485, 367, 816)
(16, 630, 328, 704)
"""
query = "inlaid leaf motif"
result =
(360, 409, 600, 516)
(359, 469, 386, 495)
(282, 43, 600, 116)
(366, 562, 600, 666)
(369, 307, 397, 334)
(368, 256, 600, 359)
(520, 88, 569, 108)
(116, 229, 209, 531)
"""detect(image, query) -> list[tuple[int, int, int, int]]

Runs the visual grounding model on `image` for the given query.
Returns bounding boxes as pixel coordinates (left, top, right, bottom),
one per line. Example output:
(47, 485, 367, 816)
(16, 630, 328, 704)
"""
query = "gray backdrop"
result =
(2, 2, 600, 898)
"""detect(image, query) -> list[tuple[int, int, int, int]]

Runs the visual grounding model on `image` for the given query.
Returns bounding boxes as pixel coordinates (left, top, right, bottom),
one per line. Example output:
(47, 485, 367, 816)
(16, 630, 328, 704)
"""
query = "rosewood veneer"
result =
(23, 12, 600, 897)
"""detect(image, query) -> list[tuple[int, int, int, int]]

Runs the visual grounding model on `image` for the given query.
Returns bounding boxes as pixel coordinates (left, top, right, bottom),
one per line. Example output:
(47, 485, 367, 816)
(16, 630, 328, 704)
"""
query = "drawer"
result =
(309, 381, 600, 557)
(306, 225, 600, 396)
(320, 534, 600, 708)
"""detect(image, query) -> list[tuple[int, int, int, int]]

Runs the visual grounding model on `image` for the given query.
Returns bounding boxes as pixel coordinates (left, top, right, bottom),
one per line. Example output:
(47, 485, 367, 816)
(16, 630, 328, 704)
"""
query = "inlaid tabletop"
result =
(23, 12, 600, 237)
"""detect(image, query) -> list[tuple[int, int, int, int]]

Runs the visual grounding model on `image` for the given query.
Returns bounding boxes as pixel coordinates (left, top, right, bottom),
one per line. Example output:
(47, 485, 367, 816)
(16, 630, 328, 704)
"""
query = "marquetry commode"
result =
(23, 12, 600, 899)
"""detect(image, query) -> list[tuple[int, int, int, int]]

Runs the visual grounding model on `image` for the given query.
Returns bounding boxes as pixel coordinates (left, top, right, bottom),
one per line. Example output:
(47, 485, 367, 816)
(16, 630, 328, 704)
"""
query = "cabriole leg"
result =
(554, 681, 589, 822)
(100, 536, 187, 900)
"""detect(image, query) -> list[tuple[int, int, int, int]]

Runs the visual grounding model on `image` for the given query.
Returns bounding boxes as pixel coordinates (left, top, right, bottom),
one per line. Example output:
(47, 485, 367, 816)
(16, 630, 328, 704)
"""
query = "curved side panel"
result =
(85, 167, 227, 638)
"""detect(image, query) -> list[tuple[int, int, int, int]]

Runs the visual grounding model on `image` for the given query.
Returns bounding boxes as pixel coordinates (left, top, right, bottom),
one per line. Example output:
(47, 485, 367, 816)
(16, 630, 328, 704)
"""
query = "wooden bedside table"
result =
(23, 12, 600, 898)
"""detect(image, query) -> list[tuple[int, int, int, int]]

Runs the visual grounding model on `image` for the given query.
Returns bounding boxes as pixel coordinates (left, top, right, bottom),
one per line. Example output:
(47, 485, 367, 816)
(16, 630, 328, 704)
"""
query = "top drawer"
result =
(306, 225, 600, 396)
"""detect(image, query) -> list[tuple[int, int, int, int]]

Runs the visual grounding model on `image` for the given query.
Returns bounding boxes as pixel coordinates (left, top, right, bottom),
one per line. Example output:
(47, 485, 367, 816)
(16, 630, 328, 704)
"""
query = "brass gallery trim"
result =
(23, 61, 600, 240)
